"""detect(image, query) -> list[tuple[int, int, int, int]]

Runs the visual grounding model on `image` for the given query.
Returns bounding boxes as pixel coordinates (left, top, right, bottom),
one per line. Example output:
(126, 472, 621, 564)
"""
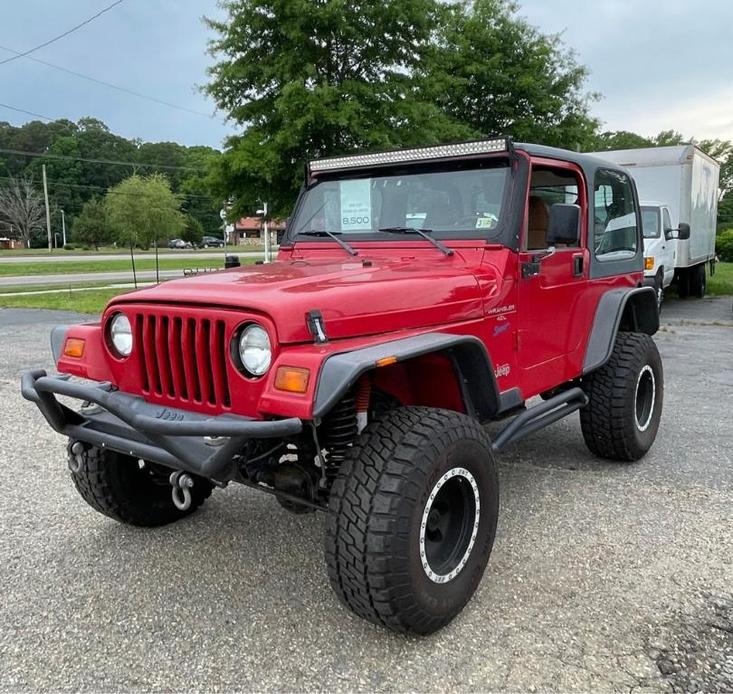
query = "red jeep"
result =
(22, 138, 662, 634)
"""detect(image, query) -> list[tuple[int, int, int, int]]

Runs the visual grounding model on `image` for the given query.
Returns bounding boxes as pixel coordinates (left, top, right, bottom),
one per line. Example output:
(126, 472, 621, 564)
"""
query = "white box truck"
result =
(589, 145, 719, 298)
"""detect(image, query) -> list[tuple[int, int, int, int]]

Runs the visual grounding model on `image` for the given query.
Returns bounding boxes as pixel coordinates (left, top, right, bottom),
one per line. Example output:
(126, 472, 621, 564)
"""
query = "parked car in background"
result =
(200, 235, 225, 248)
(640, 201, 679, 308)
(590, 145, 719, 298)
(168, 239, 192, 249)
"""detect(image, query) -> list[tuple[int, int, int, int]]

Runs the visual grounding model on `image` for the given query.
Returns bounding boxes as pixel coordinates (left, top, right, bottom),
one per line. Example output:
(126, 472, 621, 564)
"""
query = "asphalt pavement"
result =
(0, 298, 731, 692)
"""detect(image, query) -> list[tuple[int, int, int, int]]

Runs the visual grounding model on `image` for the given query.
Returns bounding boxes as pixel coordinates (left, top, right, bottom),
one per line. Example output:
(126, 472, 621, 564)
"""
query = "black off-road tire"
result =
(68, 441, 213, 527)
(325, 407, 499, 635)
(689, 263, 707, 298)
(580, 332, 663, 462)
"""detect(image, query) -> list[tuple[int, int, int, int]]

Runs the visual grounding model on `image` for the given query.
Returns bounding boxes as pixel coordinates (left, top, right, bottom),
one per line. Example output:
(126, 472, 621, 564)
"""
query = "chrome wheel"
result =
(634, 364, 656, 432)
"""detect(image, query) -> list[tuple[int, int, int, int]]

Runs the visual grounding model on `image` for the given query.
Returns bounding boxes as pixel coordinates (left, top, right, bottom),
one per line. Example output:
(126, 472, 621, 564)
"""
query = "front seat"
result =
(527, 196, 549, 250)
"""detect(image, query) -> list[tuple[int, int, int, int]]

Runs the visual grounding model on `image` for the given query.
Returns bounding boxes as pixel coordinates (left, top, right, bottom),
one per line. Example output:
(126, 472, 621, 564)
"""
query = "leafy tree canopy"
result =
(105, 173, 185, 249)
(72, 197, 113, 249)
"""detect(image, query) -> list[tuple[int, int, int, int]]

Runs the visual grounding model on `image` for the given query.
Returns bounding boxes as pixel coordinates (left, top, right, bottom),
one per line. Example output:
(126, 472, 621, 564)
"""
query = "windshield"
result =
(641, 207, 661, 238)
(291, 164, 510, 239)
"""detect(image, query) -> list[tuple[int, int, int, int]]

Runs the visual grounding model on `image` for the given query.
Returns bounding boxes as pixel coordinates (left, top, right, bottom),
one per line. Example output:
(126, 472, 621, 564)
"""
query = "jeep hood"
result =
(109, 257, 485, 344)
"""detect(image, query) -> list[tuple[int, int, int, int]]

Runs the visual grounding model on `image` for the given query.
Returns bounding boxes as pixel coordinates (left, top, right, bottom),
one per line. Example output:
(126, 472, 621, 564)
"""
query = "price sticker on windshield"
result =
(340, 180, 372, 231)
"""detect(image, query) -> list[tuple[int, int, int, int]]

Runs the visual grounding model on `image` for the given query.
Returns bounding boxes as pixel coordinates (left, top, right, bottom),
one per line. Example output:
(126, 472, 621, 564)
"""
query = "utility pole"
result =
(257, 201, 270, 263)
(60, 209, 66, 247)
(42, 164, 52, 251)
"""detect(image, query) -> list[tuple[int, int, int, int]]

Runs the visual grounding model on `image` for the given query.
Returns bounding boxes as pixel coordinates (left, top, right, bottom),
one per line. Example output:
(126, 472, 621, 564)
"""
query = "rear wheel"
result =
(325, 407, 499, 634)
(689, 263, 707, 298)
(580, 332, 663, 462)
(68, 442, 213, 526)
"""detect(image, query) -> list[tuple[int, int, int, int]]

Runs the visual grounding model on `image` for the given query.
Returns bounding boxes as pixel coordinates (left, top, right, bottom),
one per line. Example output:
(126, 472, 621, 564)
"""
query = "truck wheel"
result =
(325, 407, 499, 635)
(580, 332, 663, 462)
(689, 263, 707, 298)
(676, 268, 690, 299)
(654, 271, 664, 312)
(67, 441, 213, 527)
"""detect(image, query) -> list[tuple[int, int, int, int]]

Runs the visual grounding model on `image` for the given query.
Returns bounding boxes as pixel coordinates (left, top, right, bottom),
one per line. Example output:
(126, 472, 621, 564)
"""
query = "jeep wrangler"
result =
(22, 138, 662, 635)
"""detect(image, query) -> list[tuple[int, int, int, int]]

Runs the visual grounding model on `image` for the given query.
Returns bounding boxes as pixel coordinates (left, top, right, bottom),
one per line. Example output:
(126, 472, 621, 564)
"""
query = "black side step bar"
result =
(492, 387, 588, 452)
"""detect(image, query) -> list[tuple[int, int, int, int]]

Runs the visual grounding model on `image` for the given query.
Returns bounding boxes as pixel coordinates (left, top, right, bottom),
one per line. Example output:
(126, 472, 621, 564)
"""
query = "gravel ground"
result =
(0, 299, 731, 692)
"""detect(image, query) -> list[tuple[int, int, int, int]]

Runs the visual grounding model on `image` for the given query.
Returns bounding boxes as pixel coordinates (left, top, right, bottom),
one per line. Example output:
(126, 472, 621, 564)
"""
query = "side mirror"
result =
(667, 223, 690, 241)
(546, 204, 580, 246)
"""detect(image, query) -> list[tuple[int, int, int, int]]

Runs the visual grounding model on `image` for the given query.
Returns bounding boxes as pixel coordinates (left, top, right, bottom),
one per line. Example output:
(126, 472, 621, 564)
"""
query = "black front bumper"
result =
(21, 370, 303, 481)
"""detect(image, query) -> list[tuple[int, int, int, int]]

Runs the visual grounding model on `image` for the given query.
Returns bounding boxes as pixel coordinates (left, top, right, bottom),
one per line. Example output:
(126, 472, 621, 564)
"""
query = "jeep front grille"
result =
(133, 313, 231, 409)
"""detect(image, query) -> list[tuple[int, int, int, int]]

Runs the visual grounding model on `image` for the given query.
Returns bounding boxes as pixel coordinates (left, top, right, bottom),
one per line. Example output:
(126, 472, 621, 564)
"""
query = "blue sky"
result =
(1, 0, 732, 149)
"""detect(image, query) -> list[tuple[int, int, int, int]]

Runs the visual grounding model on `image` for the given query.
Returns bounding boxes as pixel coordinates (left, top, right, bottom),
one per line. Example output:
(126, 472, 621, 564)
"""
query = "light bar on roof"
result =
(309, 138, 508, 172)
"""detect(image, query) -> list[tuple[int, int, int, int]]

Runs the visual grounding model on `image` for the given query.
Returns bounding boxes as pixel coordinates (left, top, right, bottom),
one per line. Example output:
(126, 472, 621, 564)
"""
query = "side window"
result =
(593, 169, 638, 260)
(662, 208, 673, 233)
(526, 166, 582, 250)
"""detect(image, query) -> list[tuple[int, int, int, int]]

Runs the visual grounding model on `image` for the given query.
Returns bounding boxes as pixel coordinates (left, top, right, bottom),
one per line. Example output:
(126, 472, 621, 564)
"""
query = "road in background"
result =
(0, 298, 731, 692)
(0, 250, 264, 265)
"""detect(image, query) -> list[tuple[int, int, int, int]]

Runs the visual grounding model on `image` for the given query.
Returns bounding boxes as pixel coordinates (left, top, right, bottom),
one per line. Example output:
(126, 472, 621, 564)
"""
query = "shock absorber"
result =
(320, 391, 358, 486)
(355, 375, 371, 434)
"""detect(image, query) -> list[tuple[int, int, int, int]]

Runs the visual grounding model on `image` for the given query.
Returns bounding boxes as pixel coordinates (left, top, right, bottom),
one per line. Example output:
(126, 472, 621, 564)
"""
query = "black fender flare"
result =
(313, 333, 500, 421)
(583, 286, 659, 375)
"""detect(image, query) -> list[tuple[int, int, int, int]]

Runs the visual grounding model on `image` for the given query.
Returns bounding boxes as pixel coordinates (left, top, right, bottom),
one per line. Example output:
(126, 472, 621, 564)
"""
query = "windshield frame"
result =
(283, 155, 517, 247)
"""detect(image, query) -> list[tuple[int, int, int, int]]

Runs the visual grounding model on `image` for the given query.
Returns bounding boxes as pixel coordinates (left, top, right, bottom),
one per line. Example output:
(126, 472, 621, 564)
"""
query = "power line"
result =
(0, 174, 219, 201)
(0, 0, 126, 67)
(0, 102, 54, 121)
(0, 147, 207, 172)
(0, 44, 215, 118)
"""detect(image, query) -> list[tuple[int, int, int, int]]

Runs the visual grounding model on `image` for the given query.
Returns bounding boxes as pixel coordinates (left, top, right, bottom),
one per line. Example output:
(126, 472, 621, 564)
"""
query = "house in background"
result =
(227, 217, 287, 246)
(0, 237, 24, 249)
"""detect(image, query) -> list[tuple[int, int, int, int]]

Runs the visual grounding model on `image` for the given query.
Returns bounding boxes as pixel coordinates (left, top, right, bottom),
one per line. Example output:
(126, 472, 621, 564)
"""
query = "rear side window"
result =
(593, 169, 638, 260)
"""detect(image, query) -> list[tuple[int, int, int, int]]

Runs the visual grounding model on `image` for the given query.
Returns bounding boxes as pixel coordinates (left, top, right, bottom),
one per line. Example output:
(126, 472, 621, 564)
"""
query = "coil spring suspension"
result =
(320, 392, 358, 485)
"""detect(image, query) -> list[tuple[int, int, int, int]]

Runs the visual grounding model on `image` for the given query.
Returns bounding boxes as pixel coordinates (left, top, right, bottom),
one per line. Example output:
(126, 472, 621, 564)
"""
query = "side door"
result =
(516, 158, 589, 396)
(661, 206, 676, 287)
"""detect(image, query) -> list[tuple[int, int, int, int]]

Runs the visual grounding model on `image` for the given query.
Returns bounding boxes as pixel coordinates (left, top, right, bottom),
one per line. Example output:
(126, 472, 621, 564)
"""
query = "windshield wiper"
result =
(378, 227, 454, 256)
(298, 229, 358, 256)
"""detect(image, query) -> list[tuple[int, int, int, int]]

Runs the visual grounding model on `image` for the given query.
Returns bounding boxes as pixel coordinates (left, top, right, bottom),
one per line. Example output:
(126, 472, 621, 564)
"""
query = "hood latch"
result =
(306, 309, 328, 344)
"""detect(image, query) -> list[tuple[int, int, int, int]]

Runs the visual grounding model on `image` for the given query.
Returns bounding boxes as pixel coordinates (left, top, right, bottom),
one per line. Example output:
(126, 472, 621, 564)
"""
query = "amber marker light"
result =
(63, 337, 85, 358)
(376, 356, 398, 367)
(274, 366, 310, 393)
(644, 257, 654, 271)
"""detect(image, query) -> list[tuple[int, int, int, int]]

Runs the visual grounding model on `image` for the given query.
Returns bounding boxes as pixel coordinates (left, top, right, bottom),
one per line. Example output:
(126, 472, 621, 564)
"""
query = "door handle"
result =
(572, 254, 584, 277)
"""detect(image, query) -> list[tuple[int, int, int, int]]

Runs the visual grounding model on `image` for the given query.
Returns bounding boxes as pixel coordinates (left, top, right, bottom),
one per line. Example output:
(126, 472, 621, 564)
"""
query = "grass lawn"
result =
(708, 262, 733, 295)
(0, 245, 261, 257)
(0, 256, 256, 277)
(0, 288, 128, 313)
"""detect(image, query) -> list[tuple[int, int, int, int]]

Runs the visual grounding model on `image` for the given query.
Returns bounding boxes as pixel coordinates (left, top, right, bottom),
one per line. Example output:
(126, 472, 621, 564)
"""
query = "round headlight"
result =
(109, 313, 133, 357)
(238, 324, 271, 376)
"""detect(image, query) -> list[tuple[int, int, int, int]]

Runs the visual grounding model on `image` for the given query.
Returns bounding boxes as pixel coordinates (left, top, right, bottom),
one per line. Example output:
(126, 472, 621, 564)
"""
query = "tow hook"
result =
(69, 441, 85, 473)
(169, 471, 194, 511)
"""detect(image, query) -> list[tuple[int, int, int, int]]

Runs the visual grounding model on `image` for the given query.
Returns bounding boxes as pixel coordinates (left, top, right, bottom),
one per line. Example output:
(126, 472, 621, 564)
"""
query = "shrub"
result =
(715, 230, 733, 262)
(63, 243, 76, 251)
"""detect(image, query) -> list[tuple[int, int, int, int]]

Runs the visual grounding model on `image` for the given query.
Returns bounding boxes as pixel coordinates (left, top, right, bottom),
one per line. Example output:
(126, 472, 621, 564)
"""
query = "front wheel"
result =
(580, 332, 663, 462)
(325, 407, 499, 635)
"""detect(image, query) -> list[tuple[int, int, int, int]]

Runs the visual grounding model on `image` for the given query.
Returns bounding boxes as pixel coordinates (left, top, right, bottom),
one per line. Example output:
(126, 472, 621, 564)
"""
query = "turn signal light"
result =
(63, 337, 85, 358)
(376, 356, 398, 367)
(274, 366, 310, 393)
(644, 257, 654, 271)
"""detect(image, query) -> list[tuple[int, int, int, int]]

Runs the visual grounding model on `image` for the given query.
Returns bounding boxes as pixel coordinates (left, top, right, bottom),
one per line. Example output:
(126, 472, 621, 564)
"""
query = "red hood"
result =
(109, 255, 488, 343)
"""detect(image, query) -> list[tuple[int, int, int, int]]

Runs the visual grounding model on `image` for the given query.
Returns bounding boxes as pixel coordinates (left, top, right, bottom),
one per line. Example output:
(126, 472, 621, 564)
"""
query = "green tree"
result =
(72, 198, 112, 249)
(105, 173, 185, 249)
(181, 215, 205, 245)
(588, 130, 654, 151)
(425, 0, 598, 149)
(205, 0, 467, 216)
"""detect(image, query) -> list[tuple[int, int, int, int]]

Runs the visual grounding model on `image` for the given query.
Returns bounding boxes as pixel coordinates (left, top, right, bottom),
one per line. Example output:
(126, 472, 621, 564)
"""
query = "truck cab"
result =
(22, 138, 663, 635)
(640, 201, 676, 306)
